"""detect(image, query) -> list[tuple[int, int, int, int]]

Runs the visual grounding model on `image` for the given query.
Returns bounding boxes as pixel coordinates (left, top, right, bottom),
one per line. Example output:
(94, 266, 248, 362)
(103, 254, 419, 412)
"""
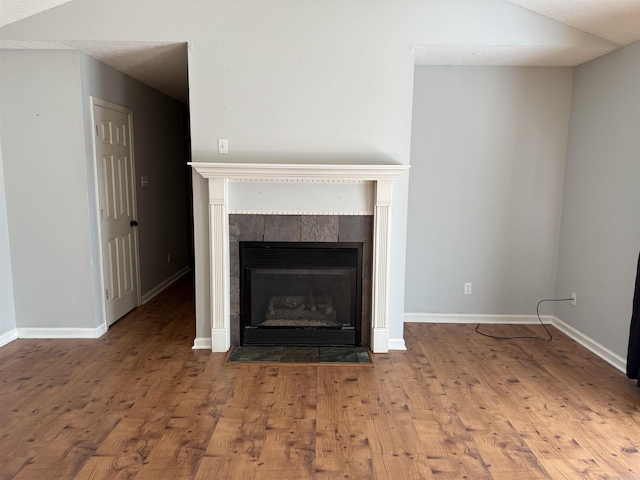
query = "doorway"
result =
(92, 98, 141, 326)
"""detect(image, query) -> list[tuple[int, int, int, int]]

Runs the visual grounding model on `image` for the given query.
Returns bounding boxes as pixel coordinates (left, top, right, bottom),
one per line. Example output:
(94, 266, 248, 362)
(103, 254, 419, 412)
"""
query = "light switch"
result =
(218, 139, 228, 154)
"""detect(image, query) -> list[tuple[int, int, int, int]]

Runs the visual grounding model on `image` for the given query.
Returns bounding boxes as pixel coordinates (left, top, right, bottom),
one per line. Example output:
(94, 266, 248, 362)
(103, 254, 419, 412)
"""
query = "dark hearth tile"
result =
(229, 241, 239, 278)
(361, 314, 371, 347)
(301, 216, 339, 242)
(230, 277, 239, 314)
(227, 346, 371, 364)
(229, 220, 241, 242)
(264, 215, 301, 242)
(356, 348, 371, 364)
(239, 346, 282, 362)
(280, 347, 320, 363)
(338, 215, 373, 243)
(227, 346, 244, 362)
(230, 314, 240, 346)
(362, 241, 373, 281)
(229, 214, 263, 242)
(362, 277, 372, 316)
(319, 346, 358, 363)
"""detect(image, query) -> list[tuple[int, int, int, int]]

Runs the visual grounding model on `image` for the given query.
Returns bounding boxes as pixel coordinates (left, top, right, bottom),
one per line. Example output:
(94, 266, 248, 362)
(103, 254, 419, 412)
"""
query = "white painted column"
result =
(371, 179, 393, 353)
(208, 178, 231, 352)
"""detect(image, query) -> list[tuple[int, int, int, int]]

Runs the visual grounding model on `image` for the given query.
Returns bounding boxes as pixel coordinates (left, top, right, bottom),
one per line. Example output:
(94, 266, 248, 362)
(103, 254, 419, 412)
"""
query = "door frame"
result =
(90, 96, 141, 329)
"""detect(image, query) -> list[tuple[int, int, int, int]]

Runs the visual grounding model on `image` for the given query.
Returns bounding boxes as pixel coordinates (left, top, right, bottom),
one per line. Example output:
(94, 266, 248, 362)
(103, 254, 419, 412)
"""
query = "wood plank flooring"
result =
(1, 275, 639, 479)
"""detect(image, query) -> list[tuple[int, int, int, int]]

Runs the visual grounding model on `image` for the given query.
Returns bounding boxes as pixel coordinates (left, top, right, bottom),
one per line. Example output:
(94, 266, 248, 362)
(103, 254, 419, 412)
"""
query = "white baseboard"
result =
(16, 325, 108, 339)
(141, 266, 191, 305)
(0, 329, 18, 347)
(388, 338, 407, 350)
(550, 316, 626, 373)
(405, 313, 553, 324)
(211, 328, 230, 352)
(371, 327, 389, 353)
(192, 337, 212, 350)
(404, 312, 626, 373)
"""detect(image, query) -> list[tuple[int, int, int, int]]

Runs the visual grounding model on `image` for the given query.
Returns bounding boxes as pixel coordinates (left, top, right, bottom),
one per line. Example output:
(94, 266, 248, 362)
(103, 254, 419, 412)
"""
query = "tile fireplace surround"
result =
(189, 162, 409, 353)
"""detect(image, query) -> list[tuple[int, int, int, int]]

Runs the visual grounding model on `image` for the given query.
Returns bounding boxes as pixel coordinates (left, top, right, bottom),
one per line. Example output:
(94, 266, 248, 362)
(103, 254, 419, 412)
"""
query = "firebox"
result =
(240, 242, 363, 346)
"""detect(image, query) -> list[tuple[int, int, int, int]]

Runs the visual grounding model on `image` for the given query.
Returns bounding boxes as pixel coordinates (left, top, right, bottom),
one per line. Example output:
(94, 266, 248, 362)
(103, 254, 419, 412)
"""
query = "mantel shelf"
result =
(188, 162, 409, 181)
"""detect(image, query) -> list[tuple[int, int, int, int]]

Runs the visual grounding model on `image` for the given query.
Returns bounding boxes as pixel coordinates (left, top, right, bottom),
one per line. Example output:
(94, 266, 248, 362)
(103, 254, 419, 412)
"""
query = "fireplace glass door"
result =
(240, 242, 362, 346)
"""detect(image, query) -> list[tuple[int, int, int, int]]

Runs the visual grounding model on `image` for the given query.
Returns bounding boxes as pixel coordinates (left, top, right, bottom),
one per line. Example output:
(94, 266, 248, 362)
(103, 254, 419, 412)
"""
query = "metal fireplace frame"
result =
(240, 242, 363, 346)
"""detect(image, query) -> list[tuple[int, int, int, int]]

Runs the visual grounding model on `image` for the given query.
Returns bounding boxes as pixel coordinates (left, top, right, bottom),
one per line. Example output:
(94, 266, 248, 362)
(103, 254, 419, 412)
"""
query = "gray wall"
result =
(0, 1, 600, 346)
(0, 49, 190, 333)
(0, 140, 17, 338)
(79, 53, 190, 300)
(0, 0, 619, 346)
(555, 41, 640, 358)
(406, 66, 573, 316)
(0, 50, 98, 329)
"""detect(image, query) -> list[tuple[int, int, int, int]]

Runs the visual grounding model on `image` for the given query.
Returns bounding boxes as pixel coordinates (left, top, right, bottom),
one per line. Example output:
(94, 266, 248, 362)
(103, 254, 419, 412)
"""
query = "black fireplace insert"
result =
(240, 242, 363, 346)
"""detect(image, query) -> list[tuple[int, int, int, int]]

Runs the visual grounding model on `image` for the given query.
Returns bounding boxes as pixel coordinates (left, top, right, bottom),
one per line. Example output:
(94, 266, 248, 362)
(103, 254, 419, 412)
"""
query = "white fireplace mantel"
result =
(189, 162, 409, 353)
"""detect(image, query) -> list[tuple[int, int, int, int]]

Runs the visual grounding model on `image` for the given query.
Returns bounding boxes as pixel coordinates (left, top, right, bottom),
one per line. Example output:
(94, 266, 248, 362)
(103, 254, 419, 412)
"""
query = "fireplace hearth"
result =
(240, 242, 363, 346)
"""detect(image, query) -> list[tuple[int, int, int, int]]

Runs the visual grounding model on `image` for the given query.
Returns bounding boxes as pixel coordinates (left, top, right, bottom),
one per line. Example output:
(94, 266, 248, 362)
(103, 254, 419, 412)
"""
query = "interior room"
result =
(1, 1, 639, 478)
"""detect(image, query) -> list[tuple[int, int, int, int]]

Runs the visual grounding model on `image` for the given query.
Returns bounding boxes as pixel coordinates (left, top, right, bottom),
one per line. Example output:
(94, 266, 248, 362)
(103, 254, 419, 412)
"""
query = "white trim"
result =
(211, 327, 230, 352)
(189, 162, 409, 182)
(370, 180, 393, 353)
(551, 316, 626, 373)
(141, 267, 191, 305)
(192, 337, 212, 350)
(404, 313, 553, 324)
(229, 210, 374, 216)
(0, 329, 18, 347)
(209, 179, 230, 352)
(16, 325, 108, 339)
(371, 327, 389, 353)
(403, 312, 626, 373)
(388, 337, 407, 350)
(227, 178, 372, 184)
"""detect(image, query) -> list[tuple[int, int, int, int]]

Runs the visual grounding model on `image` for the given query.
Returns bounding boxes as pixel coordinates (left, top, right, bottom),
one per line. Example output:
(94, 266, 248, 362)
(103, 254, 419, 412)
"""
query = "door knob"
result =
(130, 220, 139, 227)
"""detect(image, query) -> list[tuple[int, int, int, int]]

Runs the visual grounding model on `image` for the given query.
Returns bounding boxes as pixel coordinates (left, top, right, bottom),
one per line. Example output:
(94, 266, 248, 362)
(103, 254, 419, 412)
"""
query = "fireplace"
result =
(188, 161, 409, 353)
(240, 242, 362, 346)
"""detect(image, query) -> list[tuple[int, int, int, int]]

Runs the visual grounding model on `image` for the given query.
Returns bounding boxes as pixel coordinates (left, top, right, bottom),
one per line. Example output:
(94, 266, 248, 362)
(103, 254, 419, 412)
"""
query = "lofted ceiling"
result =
(1, 0, 639, 106)
(507, 0, 640, 46)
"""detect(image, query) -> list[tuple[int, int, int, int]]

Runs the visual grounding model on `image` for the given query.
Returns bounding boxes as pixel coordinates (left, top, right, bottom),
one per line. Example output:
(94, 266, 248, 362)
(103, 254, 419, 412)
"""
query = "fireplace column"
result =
(372, 180, 392, 353)
(208, 178, 231, 351)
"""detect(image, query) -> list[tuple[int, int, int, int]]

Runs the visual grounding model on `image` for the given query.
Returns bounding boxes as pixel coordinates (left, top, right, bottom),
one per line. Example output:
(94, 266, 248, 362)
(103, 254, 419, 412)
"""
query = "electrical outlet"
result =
(464, 283, 472, 295)
(571, 292, 577, 306)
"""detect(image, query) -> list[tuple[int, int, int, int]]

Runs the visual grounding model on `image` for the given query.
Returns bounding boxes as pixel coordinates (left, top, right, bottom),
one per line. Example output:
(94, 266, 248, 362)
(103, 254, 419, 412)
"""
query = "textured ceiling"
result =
(413, 44, 619, 67)
(1, 0, 639, 106)
(0, 39, 189, 104)
(506, 0, 640, 46)
(0, 0, 73, 27)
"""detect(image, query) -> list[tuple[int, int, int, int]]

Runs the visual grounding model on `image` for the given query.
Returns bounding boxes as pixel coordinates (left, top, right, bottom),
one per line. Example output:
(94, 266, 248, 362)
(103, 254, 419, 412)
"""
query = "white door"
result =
(93, 99, 140, 326)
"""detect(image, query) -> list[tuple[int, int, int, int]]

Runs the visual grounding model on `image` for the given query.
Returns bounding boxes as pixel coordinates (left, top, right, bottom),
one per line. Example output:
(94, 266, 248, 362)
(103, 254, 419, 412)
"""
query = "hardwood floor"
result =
(1, 276, 639, 479)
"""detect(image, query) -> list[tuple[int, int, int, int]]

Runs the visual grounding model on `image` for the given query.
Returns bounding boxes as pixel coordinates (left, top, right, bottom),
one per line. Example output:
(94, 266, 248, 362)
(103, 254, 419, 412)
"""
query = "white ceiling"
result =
(0, 39, 190, 104)
(1, 0, 639, 106)
(507, 0, 640, 46)
(0, 0, 73, 27)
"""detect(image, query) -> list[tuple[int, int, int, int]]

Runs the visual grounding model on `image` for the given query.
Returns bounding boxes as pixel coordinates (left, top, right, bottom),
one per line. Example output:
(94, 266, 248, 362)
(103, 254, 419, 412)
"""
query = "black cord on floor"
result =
(475, 298, 573, 341)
